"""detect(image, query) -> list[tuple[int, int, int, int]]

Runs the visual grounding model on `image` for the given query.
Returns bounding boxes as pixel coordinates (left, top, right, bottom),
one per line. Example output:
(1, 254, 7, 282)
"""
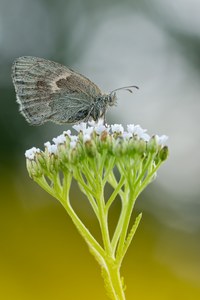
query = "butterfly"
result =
(12, 56, 138, 125)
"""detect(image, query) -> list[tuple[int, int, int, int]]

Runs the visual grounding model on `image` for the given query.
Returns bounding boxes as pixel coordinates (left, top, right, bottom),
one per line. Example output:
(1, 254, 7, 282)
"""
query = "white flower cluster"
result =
(25, 147, 40, 160)
(25, 121, 168, 160)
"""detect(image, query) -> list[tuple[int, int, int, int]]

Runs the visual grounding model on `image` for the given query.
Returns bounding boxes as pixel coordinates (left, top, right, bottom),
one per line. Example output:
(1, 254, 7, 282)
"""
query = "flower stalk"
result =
(25, 122, 168, 300)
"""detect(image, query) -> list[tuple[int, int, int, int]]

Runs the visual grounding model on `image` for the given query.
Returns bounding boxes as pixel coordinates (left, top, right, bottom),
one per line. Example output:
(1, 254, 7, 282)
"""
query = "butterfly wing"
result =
(12, 56, 102, 125)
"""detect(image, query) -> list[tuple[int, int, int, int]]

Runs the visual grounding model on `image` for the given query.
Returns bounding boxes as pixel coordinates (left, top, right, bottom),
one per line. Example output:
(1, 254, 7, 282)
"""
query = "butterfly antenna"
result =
(110, 85, 139, 95)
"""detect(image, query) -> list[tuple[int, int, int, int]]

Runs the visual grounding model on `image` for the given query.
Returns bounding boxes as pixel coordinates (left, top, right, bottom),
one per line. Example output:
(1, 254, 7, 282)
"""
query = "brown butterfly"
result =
(12, 56, 138, 125)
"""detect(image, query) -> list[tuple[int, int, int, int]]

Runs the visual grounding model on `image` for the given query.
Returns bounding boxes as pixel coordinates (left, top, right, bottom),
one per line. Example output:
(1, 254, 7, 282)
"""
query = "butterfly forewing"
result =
(12, 56, 102, 125)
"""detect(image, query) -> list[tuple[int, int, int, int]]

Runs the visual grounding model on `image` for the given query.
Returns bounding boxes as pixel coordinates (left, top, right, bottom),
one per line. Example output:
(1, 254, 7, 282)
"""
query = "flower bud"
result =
(147, 135, 158, 153)
(84, 140, 97, 157)
(159, 146, 169, 161)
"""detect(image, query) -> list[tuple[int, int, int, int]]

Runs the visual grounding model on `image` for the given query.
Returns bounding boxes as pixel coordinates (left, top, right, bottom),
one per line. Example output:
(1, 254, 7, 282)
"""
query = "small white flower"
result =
(141, 133, 150, 142)
(156, 135, 168, 145)
(83, 134, 91, 142)
(44, 141, 51, 148)
(63, 130, 71, 136)
(70, 135, 78, 142)
(48, 144, 58, 154)
(25, 147, 40, 159)
(88, 119, 104, 127)
(52, 134, 66, 145)
(127, 124, 150, 141)
(133, 125, 147, 137)
(88, 120, 96, 127)
(111, 124, 124, 134)
(94, 124, 109, 135)
(127, 124, 135, 134)
(83, 126, 94, 135)
(44, 142, 57, 154)
(73, 122, 87, 132)
(122, 131, 133, 139)
(70, 135, 78, 148)
(70, 141, 77, 149)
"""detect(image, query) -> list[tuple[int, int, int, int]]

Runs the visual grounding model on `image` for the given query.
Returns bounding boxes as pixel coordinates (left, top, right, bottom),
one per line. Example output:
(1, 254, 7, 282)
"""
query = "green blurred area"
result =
(1, 0, 200, 299)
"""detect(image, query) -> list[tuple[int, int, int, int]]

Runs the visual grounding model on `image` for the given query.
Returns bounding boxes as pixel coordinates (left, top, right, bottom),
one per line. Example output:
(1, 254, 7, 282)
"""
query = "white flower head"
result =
(133, 125, 147, 137)
(141, 133, 150, 142)
(44, 141, 51, 148)
(127, 124, 135, 134)
(156, 134, 168, 145)
(70, 141, 77, 149)
(83, 126, 94, 136)
(88, 118, 104, 127)
(52, 134, 66, 145)
(70, 135, 78, 142)
(63, 130, 71, 137)
(25, 147, 40, 160)
(44, 142, 57, 154)
(111, 124, 124, 134)
(70, 134, 78, 149)
(48, 144, 58, 154)
(122, 131, 133, 139)
(83, 133, 91, 142)
(127, 124, 150, 141)
(96, 125, 108, 134)
(73, 122, 87, 133)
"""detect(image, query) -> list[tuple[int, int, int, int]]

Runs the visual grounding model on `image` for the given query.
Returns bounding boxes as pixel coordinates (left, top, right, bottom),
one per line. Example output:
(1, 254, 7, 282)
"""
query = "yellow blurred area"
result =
(1, 172, 199, 300)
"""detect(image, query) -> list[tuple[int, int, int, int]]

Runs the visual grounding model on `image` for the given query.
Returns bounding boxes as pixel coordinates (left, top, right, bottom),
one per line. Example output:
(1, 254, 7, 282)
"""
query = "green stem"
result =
(35, 175, 57, 199)
(107, 171, 125, 200)
(81, 159, 95, 187)
(60, 196, 105, 257)
(74, 169, 99, 217)
(104, 261, 126, 300)
(105, 175, 125, 212)
(62, 174, 104, 253)
(89, 157, 112, 254)
(62, 172, 72, 200)
(78, 183, 99, 217)
(116, 187, 136, 262)
(118, 213, 142, 265)
(135, 160, 162, 195)
(111, 179, 129, 255)
(99, 150, 108, 175)
(111, 200, 127, 254)
(102, 156, 116, 186)
(74, 169, 96, 197)
(53, 172, 62, 195)
(134, 153, 154, 187)
(95, 171, 112, 255)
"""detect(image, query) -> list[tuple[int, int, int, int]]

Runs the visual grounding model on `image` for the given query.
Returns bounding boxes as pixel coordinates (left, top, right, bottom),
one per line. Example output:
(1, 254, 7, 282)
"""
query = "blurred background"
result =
(0, 0, 200, 299)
